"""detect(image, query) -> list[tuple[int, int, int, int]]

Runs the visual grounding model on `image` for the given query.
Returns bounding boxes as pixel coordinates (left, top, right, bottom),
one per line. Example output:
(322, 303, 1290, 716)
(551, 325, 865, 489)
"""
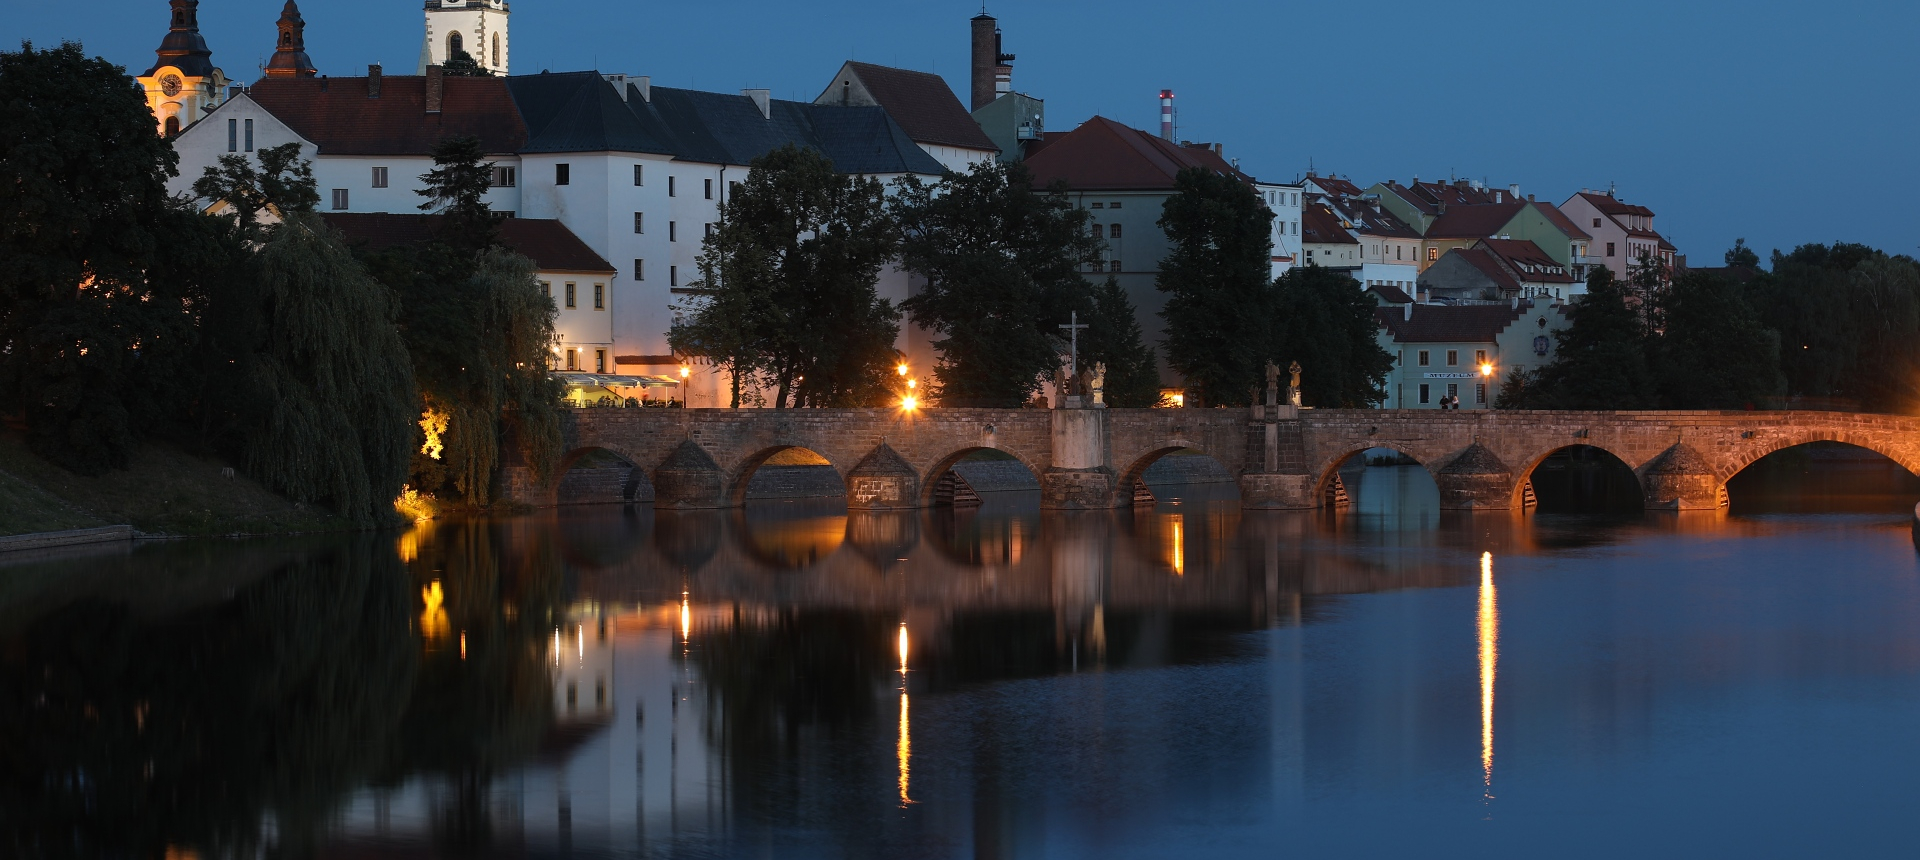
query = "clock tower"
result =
(137, 0, 227, 137)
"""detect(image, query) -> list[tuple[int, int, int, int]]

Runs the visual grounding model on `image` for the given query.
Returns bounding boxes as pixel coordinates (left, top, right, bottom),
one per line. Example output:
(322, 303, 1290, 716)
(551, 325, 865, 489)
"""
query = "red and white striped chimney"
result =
(1159, 89, 1175, 140)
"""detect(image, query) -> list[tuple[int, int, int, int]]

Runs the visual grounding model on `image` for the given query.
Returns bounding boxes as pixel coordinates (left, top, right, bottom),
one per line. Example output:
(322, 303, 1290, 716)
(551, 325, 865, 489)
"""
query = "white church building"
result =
(153, 0, 995, 407)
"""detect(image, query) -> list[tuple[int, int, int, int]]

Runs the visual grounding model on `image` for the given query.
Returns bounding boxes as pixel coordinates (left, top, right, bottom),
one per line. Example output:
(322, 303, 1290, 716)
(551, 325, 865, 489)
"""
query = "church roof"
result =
(321, 213, 616, 273)
(507, 73, 676, 155)
(248, 75, 528, 155)
(147, 0, 216, 77)
(821, 61, 998, 151)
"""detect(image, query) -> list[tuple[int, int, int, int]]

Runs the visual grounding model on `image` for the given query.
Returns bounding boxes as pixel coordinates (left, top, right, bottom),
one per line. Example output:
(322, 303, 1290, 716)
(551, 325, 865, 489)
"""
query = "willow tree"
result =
(244, 213, 416, 524)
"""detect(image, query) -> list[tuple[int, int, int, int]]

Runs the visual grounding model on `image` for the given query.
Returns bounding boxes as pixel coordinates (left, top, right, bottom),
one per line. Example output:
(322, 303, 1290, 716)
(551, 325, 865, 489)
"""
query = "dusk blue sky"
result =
(16, 1, 1919, 264)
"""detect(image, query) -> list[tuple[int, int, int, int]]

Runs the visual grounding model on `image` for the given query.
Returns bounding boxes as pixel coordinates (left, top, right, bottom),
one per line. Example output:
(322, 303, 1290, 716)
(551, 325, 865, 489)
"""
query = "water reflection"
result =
(4, 465, 1920, 857)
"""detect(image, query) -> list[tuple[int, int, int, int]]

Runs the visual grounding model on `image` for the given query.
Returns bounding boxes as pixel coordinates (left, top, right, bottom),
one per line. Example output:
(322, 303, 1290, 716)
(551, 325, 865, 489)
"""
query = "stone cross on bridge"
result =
(505, 404, 1920, 511)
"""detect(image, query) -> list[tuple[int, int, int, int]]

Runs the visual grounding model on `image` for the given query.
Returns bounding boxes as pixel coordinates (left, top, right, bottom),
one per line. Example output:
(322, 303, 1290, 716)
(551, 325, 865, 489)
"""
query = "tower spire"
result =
(263, 0, 317, 79)
(146, 0, 214, 77)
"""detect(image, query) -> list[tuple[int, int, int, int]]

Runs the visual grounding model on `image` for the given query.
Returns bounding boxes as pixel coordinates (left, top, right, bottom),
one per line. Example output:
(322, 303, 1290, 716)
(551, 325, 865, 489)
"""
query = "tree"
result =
(1725, 238, 1760, 268)
(192, 142, 319, 241)
(417, 135, 497, 250)
(893, 160, 1099, 407)
(1156, 167, 1274, 407)
(1269, 267, 1394, 407)
(1079, 277, 1161, 407)
(1508, 266, 1654, 409)
(1649, 271, 1782, 408)
(1748, 242, 1920, 410)
(0, 42, 193, 473)
(440, 49, 492, 77)
(240, 213, 416, 523)
(672, 145, 898, 408)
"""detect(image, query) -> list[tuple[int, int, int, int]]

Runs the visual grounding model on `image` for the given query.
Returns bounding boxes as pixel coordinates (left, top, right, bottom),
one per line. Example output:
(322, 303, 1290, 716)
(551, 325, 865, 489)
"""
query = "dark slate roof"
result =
(1325, 196, 1421, 239)
(1025, 116, 1250, 191)
(1369, 284, 1415, 304)
(248, 75, 528, 155)
(834, 61, 996, 151)
(1301, 200, 1358, 245)
(1374, 303, 1525, 344)
(629, 82, 945, 174)
(320, 213, 615, 273)
(507, 72, 676, 155)
(1479, 238, 1578, 284)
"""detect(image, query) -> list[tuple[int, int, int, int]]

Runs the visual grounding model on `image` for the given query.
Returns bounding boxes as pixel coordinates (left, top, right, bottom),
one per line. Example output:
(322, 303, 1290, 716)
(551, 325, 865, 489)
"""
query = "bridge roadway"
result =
(503, 405, 1920, 511)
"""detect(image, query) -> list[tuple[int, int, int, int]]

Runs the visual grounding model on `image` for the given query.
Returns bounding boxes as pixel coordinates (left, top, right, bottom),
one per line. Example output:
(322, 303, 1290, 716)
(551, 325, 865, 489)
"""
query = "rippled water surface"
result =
(5, 465, 1919, 858)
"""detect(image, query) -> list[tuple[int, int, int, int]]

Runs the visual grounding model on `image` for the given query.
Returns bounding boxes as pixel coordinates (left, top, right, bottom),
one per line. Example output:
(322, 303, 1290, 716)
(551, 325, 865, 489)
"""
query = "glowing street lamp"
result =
(1480, 363, 1494, 378)
(678, 364, 691, 381)
(897, 363, 909, 377)
(901, 394, 919, 411)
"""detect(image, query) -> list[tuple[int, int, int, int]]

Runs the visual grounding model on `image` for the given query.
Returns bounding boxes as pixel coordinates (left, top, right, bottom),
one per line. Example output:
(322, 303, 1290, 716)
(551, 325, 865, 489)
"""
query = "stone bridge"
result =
(504, 405, 1920, 511)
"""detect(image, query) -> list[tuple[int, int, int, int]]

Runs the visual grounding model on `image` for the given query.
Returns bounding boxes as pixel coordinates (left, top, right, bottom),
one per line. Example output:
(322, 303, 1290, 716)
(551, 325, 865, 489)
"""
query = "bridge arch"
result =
(1511, 443, 1643, 512)
(1312, 443, 1438, 509)
(554, 445, 649, 505)
(1719, 431, 1920, 485)
(1114, 445, 1240, 505)
(919, 446, 1046, 507)
(726, 445, 847, 507)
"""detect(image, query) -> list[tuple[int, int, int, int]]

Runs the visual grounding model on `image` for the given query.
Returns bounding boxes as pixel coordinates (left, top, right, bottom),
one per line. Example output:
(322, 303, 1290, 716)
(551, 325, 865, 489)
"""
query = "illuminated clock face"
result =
(160, 74, 183, 97)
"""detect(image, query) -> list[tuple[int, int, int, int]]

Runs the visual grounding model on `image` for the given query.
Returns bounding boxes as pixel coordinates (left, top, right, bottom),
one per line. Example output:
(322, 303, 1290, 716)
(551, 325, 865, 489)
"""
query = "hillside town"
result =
(138, 0, 1695, 412)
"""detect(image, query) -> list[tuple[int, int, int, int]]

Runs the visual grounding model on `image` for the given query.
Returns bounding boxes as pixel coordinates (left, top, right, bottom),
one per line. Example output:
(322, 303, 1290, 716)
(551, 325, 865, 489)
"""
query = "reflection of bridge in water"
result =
(511, 407, 1920, 512)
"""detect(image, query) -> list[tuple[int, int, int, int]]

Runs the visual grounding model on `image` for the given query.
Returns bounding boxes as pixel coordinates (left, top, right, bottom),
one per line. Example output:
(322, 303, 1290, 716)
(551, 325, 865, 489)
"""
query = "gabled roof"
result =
(1529, 200, 1591, 241)
(1301, 200, 1358, 245)
(1425, 202, 1529, 239)
(1305, 174, 1364, 198)
(1575, 191, 1654, 218)
(1478, 238, 1578, 284)
(506, 72, 676, 155)
(1323, 196, 1420, 239)
(247, 75, 527, 155)
(1451, 248, 1526, 293)
(320, 213, 615, 273)
(818, 61, 997, 151)
(1369, 284, 1415, 304)
(1023, 116, 1249, 191)
(630, 82, 945, 174)
(1377, 180, 1520, 217)
(1374, 303, 1525, 344)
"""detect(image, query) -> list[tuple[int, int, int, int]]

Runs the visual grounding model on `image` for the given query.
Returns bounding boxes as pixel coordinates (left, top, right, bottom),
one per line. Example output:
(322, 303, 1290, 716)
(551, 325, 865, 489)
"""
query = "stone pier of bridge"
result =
(504, 404, 1920, 513)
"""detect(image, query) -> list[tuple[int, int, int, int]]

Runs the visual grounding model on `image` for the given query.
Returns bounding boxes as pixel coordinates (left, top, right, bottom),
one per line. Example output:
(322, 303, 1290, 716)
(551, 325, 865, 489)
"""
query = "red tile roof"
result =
(247, 75, 528, 156)
(1452, 248, 1525, 293)
(1424, 202, 1529, 239)
(1576, 191, 1654, 218)
(1374, 303, 1525, 344)
(1306, 174, 1364, 197)
(1478, 238, 1579, 284)
(1530, 201, 1590, 241)
(1323, 196, 1421, 239)
(1024, 116, 1248, 191)
(321, 213, 615, 273)
(833, 62, 997, 151)
(1369, 284, 1415, 304)
(1301, 201, 1358, 245)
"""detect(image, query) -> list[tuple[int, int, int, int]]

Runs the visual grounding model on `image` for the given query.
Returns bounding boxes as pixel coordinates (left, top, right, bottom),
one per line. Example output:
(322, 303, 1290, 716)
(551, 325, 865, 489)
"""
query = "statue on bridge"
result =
(1264, 361, 1281, 407)
(1090, 362, 1106, 407)
(1288, 361, 1303, 407)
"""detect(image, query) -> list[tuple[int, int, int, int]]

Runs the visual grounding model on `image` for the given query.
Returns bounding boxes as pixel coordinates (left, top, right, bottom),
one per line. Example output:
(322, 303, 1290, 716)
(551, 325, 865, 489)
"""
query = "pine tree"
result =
(1080, 277, 1161, 407)
(1156, 167, 1274, 407)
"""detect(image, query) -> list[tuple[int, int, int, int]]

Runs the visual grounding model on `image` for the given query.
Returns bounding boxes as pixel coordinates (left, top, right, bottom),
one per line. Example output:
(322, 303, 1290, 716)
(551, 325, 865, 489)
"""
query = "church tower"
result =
(137, 0, 227, 136)
(263, 0, 317, 79)
(418, 0, 510, 76)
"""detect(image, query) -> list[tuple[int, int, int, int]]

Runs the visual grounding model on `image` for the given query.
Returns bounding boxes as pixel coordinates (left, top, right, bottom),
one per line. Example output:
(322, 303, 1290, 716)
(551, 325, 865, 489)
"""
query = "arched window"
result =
(164, 116, 181, 137)
(492, 33, 500, 67)
(448, 32, 463, 59)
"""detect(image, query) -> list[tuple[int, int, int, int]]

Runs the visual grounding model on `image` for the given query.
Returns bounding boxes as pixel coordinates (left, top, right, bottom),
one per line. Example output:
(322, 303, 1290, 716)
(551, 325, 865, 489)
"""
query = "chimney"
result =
(970, 13, 998, 110)
(425, 64, 443, 113)
(604, 73, 627, 101)
(1404, 301, 1413, 320)
(1527, 193, 1535, 202)
(1508, 183, 1520, 199)
(367, 63, 381, 98)
(635, 75, 651, 103)
(1212, 142, 1223, 156)
(743, 88, 771, 119)
(1159, 89, 1174, 140)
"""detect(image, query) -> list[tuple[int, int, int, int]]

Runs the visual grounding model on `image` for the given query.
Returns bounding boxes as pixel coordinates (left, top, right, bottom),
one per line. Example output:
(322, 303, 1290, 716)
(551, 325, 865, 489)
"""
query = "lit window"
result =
(1428, 247, 1438, 262)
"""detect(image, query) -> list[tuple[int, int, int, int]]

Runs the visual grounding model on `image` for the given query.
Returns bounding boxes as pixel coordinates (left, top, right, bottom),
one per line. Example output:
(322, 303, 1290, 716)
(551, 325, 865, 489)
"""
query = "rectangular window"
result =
(668, 176, 676, 197)
(669, 221, 677, 242)
(1419, 384, 1431, 404)
(1109, 223, 1123, 238)
(633, 258, 644, 280)
(633, 212, 644, 234)
(595, 349, 607, 373)
(330, 189, 348, 210)
(566, 349, 578, 371)
(1447, 383, 1459, 400)
(1475, 383, 1486, 404)
(555, 163, 570, 186)
(633, 164, 644, 186)
(704, 222, 715, 239)
(227, 119, 237, 152)
(1396, 245, 1402, 260)
(1090, 202, 1104, 209)
(670, 265, 678, 287)
(1109, 260, 1121, 273)
(564, 282, 576, 309)
(1091, 224, 1104, 239)
(371, 166, 388, 188)
(1428, 247, 1438, 262)
(492, 166, 516, 187)
(1417, 350, 1430, 367)
(1109, 201, 1122, 208)
(1606, 242, 1616, 256)
(540, 280, 550, 297)
(1593, 218, 1602, 228)
(1475, 349, 1487, 366)
(704, 178, 713, 199)
(1446, 350, 1459, 366)
(593, 283, 604, 310)
(244, 118, 254, 152)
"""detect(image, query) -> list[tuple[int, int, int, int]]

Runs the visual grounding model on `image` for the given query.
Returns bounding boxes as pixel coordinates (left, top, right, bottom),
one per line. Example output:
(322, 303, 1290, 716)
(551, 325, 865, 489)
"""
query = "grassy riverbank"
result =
(0, 431, 352, 538)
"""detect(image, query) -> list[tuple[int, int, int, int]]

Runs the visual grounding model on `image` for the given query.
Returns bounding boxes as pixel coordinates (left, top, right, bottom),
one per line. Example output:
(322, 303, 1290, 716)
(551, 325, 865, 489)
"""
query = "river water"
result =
(4, 463, 1918, 858)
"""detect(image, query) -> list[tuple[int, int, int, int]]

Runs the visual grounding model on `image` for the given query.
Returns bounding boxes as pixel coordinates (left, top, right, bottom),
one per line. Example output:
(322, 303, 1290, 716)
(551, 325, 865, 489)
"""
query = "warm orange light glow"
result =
(419, 580, 450, 643)
(906, 378, 916, 389)
(897, 363, 909, 376)
(898, 689, 913, 806)
(1478, 550, 1499, 795)
(679, 364, 691, 379)
(1169, 515, 1185, 576)
(680, 592, 691, 643)
(577, 622, 585, 662)
(1480, 363, 1494, 377)
(897, 622, 909, 674)
(1171, 393, 1185, 407)
(459, 631, 467, 660)
(902, 395, 918, 410)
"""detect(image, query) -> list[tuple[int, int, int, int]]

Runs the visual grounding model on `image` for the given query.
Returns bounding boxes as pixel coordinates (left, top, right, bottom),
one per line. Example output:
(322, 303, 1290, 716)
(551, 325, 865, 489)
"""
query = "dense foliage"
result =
(892, 161, 1107, 407)
(1079, 277, 1163, 407)
(1751, 244, 1920, 413)
(1269, 266, 1395, 407)
(1155, 167, 1275, 407)
(672, 145, 899, 407)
